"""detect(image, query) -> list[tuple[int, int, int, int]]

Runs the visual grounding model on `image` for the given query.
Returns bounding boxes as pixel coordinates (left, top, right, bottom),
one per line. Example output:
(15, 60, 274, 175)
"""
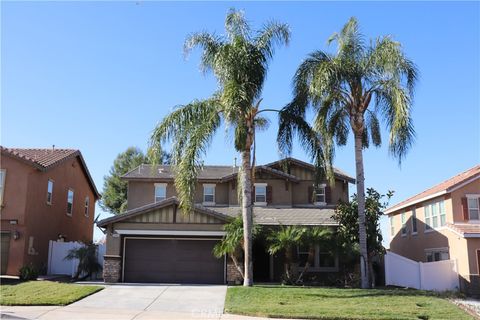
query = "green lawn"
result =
(225, 286, 473, 320)
(0, 281, 103, 306)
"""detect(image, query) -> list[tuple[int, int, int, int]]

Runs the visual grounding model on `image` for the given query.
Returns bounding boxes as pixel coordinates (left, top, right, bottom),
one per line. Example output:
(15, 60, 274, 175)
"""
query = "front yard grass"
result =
(0, 281, 103, 306)
(225, 286, 473, 320)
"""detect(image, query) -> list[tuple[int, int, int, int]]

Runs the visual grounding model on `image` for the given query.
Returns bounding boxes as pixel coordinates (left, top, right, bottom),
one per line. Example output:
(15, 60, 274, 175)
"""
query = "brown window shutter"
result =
(462, 197, 469, 220)
(251, 186, 255, 205)
(266, 186, 272, 204)
(325, 185, 331, 204)
(308, 186, 313, 204)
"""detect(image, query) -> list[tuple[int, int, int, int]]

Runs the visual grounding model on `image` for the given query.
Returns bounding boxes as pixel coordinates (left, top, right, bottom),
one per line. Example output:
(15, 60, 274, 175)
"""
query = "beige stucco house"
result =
(386, 165, 480, 295)
(97, 158, 354, 284)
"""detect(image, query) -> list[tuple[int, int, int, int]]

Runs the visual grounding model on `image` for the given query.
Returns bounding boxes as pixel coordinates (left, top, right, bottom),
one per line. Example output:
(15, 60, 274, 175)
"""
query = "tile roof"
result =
(97, 196, 338, 227)
(212, 206, 338, 226)
(1, 146, 100, 198)
(122, 157, 352, 183)
(386, 165, 480, 214)
(447, 223, 480, 237)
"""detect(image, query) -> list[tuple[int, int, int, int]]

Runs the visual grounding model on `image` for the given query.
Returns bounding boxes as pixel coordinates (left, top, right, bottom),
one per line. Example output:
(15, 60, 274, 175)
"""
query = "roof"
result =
(123, 157, 353, 183)
(199, 206, 337, 226)
(447, 223, 480, 238)
(265, 157, 356, 183)
(1, 146, 100, 199)
(385, 164, 480, 214)
(97, 197, 338, 227)
(97, 197, 231, 227)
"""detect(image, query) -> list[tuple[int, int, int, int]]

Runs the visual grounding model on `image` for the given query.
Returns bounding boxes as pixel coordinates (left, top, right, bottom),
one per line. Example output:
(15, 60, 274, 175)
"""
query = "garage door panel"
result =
(124, 238, 224, 284)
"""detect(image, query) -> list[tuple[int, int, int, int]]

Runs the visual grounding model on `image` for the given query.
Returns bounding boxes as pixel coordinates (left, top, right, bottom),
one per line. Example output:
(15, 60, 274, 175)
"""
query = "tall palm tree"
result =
(278, 17, 418, 288)
(150, 9, 290, 286)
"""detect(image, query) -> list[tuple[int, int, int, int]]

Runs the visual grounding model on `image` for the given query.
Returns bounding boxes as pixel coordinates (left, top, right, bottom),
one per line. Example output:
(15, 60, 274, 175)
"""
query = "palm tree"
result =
(278, 17, 417, 288)
(296, 227, 334, 282)
(150, 9, 290, 286)
(64, 243, 102, 281)
(213, 215, 262, 280)
(267, 226, 305, 283)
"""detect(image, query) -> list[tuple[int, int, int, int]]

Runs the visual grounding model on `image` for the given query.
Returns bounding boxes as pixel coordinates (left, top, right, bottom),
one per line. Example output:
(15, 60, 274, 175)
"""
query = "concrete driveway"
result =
(1, 284, 237, 320)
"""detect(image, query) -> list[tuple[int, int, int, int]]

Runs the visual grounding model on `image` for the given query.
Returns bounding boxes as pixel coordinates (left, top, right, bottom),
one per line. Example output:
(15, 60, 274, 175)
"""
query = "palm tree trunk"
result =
(354, 132, 370, 289)
(240, 149, 254, 286)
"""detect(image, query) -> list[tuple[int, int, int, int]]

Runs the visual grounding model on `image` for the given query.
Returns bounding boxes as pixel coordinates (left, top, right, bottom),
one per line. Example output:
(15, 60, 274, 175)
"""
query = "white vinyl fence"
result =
(385, 251, 459, 291)
(47, 241, 105, 279)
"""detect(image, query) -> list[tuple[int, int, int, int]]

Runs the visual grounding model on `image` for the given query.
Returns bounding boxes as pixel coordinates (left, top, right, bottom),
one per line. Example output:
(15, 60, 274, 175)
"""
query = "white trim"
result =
(202, 183, 217, 188)
(254, 183, 268, 187)
(116, 229, 226, 236)
(154, 183, 167, 187)
(464, 233, 480, 238)
(385, 190, 447, 214)
(314, 202, 326, 206)
(254, 202, 267, 207)
(466, 194, 480, 198)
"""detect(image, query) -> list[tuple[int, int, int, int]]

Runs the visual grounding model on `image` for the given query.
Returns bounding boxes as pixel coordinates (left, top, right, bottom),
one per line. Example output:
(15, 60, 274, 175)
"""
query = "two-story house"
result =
(0, 147, 100, 275)
(386, 165, 480, 295)
(97, 157, 354, 284)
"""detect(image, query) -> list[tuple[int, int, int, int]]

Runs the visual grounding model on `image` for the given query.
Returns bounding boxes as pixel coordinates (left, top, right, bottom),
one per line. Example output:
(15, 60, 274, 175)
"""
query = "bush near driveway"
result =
(225, 286, 473, 320)
(0, 281, 103, 306)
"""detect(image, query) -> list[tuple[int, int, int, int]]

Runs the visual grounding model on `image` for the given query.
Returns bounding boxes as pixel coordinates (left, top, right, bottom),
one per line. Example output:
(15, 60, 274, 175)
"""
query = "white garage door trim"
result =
(116, 229, 226, 236)
(122, 236, 226, 283)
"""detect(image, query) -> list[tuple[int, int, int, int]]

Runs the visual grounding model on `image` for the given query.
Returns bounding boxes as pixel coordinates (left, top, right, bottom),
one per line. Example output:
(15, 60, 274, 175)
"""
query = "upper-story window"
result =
(401, 212, 407, 236)
(66, 189, 74, 216)
(154, 183, 167, 203)
(84, 196, 90, 217)
(315, 184, 326, 205)
(467, 195, 480, 220)
(47, 180, 54, 205)
(424, 200, 446, 230)
(203, 184, 215, 204)
(411, 208, 418, 234)
(390, 216, 394, 236)
(255, 183, 267, 205)
(0, 169, 6, 205)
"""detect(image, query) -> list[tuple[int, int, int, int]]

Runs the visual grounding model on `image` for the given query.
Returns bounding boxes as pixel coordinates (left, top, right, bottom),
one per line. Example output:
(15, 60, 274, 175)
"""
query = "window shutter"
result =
(251, 186, 255, 205)
(462, 197, 469, 220)
(308, 186, 313, 204)
(266, 185, 272, 204)
(325, 185, 331, 204)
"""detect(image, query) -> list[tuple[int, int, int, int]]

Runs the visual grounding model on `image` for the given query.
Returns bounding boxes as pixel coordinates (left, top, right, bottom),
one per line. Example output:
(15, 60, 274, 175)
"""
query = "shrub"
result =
(19, 263, 39, 281)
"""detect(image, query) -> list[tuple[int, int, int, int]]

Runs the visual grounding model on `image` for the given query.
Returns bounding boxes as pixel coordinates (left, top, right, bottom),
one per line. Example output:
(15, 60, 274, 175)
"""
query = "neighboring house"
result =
(97, 157, 354, 284)
(0, 147, 100, 275)
(386, 165, 480, 295)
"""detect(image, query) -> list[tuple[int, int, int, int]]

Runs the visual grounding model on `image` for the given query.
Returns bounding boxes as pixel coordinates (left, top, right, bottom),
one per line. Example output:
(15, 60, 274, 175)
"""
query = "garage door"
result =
(123, 238, 224, 284)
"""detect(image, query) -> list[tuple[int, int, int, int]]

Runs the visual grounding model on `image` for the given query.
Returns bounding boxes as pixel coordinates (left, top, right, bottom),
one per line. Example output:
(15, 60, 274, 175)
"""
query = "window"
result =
(154, 183, 166, 202)
(297, 245, 310, 267)
(47, 180, 54, 204)
(467, 196, 480, 220)
(0, 169, 5, 205)
(315, 184, 326, 204)
(84, 197, 89, 217)
(401, 212, 407, 236)
(390, 216, 395, 236)
(66, 189, 74, 215)
(411, 209, 418, 234)
(203, 184, 215, 204)
(424, 200, 446, 230)
(297, 245, 337, 270)
(426, 249, 449, 262)
(255, 183, 267, 204)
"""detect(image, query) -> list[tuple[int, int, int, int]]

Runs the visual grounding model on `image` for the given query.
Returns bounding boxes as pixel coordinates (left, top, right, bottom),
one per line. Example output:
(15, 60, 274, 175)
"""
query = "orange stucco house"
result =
(386, 165, 480, 295)
(0, 147, 100, 275)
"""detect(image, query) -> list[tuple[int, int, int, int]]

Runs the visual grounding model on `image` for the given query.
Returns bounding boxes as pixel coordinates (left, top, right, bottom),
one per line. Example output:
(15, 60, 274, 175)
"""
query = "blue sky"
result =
(2, 1, 479, 243)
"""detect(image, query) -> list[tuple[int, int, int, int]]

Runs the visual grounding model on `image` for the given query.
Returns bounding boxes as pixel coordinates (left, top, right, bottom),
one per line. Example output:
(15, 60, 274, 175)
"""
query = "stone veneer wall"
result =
(103, 255, 122, 283)
(226, 257, 243, 284)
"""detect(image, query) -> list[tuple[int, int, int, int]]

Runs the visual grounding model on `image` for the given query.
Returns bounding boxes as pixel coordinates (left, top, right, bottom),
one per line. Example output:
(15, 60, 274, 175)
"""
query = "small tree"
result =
(267, 226, 305, 284)
(100, 146, 170, 214)
(64, 243, 102, 281)
(332, 188, 392, 287)
(213, 216, 261, 280)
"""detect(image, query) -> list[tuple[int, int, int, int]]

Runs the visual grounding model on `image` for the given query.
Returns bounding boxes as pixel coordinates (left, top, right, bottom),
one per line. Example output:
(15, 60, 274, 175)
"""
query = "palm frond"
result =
(225, 8, 250, 40)
(255, 20, 290, 60)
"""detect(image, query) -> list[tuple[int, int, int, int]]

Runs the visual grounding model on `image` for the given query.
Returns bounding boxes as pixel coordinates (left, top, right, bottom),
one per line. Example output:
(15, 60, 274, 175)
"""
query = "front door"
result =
(1, 232, 10, 274)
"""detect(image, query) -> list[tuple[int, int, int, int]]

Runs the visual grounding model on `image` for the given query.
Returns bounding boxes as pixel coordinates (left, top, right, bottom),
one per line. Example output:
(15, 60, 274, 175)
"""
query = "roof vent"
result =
(158, 168, 164, 173)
